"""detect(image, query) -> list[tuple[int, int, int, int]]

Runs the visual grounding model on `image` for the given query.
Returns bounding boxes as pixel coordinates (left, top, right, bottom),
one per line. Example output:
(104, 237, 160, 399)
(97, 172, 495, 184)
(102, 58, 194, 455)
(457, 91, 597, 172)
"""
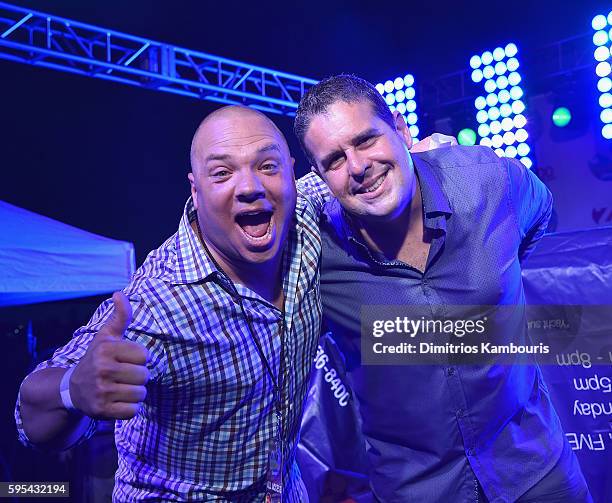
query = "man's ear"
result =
(187, 172, 199, 210)
(392, 111, 413, 150)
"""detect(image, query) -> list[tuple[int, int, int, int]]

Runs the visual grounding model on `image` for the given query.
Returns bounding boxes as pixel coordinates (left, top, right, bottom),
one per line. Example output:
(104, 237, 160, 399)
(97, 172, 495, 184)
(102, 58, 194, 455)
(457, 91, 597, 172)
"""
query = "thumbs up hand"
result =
(69, 292, 150, 419)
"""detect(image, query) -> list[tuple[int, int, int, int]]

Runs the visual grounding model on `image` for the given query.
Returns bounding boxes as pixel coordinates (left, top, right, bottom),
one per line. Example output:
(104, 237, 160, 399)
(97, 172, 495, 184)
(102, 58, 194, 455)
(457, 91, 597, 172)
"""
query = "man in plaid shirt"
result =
(16, 106, 322, 502)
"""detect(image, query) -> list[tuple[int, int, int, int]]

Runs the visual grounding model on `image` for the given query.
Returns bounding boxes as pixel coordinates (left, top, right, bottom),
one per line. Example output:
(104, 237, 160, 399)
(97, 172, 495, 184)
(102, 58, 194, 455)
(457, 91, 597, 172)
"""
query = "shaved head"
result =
(190, 105, 289, 173)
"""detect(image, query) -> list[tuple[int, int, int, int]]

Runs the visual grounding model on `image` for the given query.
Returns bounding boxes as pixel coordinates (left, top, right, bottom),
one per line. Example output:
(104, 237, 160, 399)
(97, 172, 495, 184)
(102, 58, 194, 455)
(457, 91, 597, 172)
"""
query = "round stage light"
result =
(396, 102, 406, 114)
(395, 89, 405, 102)
(405, 87, 416, 99)
(493, 47, 505, 61)
(608, 11, 612, 25)
(593, 14, 607, 31)
(506, 57, 519, 72)
(508, 72, 521, 86)
(492, 134, 504, 148)
(458, 128, 477, 146)
(495, 61, 507, 76)
(552, 107, 571, 127)
(486, 93, 498, 107)
(484, 79, 497, 93)
(512, 100, 526, 114)
(509, 86, 523, 100)
(389, 105, 396, 112)
(598, 77, 612, 93)
(505, 43, 518, 58)
(375, 83, 385, 94)
(517, 143, 530, 157)
(500, 103, 512, 117)
(476, 110, 489, 123)
(596, 61, 611, 78)
(475, 96, 487, 110)
(482, 51, 494, 65)
(515, 128, 528, 143)
(513, 114, 527, 129)
(494, 148, 505, 157)
(385, 94, 395, 105)
(503, 131, 515, 145)
(407, 112, 418, 125)
(480, 137, 492, 147)
(498, 90, 511, 103)
(471, 69, 484, 83)
(496, 75, 509, 89)
(520, 157, 533, 169)
(384, 80, 394, 93)
(483, 65, 495, 79)
(409, 125, 419, 137)
(404, 74, 414, 87)
(406, 100, 417, 112)
(470, 55, 482, 69)
(595, 46, 610, 62)
(478, 123, 490, 137)
(501, 117, 514, 131)
(488, 106, 501, 121)
(603, 123, 612, 139)
(599, 92, 612, 108)
(505, 145, 517, 158)
(490, 120, 502, 135)
(593, 30, 608, 46)
(394, 77, 404, 90)
(601, 108, 612, 123)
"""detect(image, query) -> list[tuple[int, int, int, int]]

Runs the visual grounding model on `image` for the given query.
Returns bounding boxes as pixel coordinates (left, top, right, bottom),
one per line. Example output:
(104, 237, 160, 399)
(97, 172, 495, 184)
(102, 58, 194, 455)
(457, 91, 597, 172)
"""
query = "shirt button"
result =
(456, 408, 464, 418)
(467, 447, 475, 456)
(446, 367, 456, 376)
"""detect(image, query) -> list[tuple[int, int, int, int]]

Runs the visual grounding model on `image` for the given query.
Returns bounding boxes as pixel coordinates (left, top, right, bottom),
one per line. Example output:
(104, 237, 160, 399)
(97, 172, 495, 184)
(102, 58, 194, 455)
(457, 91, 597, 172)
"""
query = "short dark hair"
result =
(294, 74, 396, 166)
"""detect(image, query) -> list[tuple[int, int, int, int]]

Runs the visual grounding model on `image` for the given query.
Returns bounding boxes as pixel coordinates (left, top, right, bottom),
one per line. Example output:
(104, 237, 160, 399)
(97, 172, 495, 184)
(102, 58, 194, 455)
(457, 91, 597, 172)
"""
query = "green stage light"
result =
(457, 128, 477, 145)
(552, 107, 572, 127)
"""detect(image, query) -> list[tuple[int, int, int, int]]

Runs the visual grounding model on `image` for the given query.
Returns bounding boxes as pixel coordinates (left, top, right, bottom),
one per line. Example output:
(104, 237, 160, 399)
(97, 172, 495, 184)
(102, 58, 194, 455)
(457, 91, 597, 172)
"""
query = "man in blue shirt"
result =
(294, 75, 592, 502)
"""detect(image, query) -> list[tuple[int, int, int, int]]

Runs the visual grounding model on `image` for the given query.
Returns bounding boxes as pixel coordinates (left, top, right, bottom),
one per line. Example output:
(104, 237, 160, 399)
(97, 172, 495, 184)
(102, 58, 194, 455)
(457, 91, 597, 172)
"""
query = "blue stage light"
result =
(407, 112, 418, 125)
(405, 87, 416, 99)
(378, 73, 419, 137)
(385, 94, 395, 105)
(396, 102, 407, 114)
(404, 74, 414, 87)
(515, 128, 528, 143)
(496, 75, 509, 89)
(494, 148, 505, 157)
(472, 69, 484, 83)
(478, 123, 490, 137)
(481, 51, 494, 65)
(406, 100, 417, 112)
(375, 83, 385, 94)
(495, 61, 507, 75)
(603, 123, 612, 138)
(498, 89, 511, 103)
(500, 103, 512, 117)
(480, 137, 492, 147)
(601, 108, 612, 123)
(501, 117, 514, 131)
(394, 77, 404, 90)
(503, 131, 515, 144)
(470, 55, 482, 69)
(488, 107, 501, 121)
(596, 61, 612, 77)
(513, 114, 527, 129)
(409, 125, 419, 137)
(593, 30, 608, 46)
(475, 96, 487, 109)
(493, 47, 505, 61)
(599, 92, 612, 108)
(395, 89, 406, 102)
(505, 43, 518, 57)
(509, 86, 523, 100)
(492, 134, 504, 149)
(486, 93, 498, 106)
(505, 145, 517, 158)
(477, 110, 489, 123)
(506, 58, 519, 72)
(484, 79, 497, 93)
(490, 120, 502, 135)
(508, 72, 521, 86)
(520, 157, 533, 169)
(483, 65, 495, 79)
(594, 46, 610, 62)
(517, 143, 530, 157)
(593, 14, 607, 30)
(384, 80, 394, 93)
(512, 100, 526, 114)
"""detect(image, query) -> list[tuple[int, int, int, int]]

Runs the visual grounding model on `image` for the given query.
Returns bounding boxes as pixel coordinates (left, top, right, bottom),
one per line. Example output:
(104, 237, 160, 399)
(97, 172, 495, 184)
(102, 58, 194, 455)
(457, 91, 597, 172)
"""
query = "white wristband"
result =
(59, 366, 78, 412)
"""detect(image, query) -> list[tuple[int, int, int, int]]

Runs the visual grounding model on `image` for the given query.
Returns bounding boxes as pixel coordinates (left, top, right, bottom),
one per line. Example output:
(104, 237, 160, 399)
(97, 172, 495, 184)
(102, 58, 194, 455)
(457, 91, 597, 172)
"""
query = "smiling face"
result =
(304, 100, 416, 222)
(188, 107, 296, 270)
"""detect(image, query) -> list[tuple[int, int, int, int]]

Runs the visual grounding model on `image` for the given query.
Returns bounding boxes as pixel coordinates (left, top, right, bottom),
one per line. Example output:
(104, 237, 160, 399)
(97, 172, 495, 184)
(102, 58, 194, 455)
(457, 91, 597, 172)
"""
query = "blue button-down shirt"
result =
(298, 145, 563, 503)
(16, 195, 322, 502)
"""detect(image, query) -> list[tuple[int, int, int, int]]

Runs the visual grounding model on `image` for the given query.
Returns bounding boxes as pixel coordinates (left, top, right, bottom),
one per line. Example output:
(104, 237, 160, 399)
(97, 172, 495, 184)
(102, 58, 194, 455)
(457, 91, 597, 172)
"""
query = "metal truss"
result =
(0, 2, 317, 115)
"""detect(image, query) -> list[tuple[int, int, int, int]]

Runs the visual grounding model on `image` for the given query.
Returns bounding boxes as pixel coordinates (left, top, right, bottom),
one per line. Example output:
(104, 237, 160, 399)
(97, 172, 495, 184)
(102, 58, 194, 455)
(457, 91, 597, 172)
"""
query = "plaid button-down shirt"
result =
(15, 194, 322, 502)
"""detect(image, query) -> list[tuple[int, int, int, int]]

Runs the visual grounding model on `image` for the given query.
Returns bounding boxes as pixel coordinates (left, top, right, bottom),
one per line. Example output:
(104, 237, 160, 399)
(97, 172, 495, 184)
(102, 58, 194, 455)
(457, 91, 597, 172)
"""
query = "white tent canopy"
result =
(0, 200, 135, 306)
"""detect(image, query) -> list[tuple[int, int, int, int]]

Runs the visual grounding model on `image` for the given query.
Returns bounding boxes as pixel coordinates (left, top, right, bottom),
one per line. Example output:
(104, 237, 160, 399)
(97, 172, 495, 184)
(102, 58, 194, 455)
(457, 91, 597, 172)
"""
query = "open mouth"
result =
(356, 171, 389, 195)
(235, 210, 274, 242)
